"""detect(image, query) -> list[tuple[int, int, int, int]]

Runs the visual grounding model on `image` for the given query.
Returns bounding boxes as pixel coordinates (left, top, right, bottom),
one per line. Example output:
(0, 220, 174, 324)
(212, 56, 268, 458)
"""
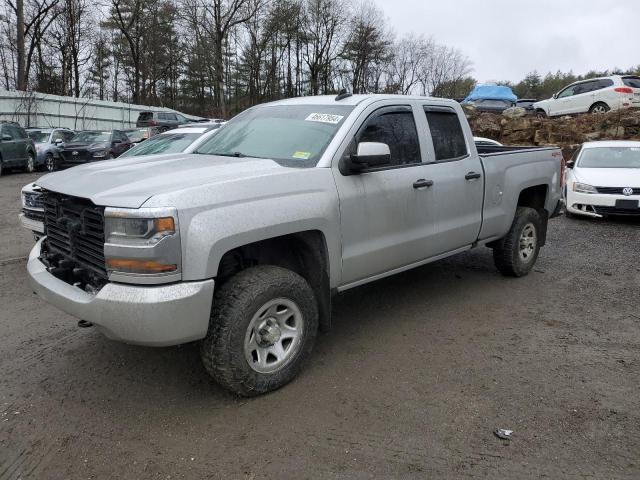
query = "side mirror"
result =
(349, 142, 391, 171)
(1, 134, 11, 142)
(566, 160, 575, 169)
(552, 93, 558, 100)
(54, 139, 64, 145)
(112, 140, 121, 145)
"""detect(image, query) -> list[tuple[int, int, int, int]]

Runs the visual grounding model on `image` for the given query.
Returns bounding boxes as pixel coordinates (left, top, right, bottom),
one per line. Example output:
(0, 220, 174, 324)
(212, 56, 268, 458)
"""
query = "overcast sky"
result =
(375, 0, 639, 83)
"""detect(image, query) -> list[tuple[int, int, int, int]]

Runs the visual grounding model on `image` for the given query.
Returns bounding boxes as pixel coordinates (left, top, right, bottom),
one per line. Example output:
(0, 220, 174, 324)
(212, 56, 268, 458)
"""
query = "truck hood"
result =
(35, 153, 285, 208)
(574, 167, 640, 187)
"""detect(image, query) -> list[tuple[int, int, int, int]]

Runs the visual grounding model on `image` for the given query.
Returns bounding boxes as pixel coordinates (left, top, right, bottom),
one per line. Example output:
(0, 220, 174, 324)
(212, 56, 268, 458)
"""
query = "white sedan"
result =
(565, 141, 640, 218)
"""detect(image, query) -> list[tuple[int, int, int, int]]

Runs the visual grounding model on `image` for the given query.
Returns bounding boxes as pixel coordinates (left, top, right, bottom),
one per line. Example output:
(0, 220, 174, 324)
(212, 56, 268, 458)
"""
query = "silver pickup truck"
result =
(27, 94, 564, 396)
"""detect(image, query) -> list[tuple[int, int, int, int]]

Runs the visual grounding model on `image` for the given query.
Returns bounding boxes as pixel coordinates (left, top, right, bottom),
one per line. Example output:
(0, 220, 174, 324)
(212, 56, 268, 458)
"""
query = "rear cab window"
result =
(423, 107, 468, 161)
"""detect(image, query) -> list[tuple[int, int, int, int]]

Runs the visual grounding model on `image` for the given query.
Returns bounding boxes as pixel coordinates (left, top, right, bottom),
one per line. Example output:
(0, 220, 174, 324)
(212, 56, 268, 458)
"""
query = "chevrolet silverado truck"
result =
(27, 94, 564, 396)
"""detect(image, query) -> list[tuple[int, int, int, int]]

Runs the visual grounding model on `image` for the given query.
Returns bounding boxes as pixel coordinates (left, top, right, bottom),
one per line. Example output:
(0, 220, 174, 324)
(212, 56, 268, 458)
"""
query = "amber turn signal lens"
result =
(154, 217, 175, 233)
(106, 258, 177, 274)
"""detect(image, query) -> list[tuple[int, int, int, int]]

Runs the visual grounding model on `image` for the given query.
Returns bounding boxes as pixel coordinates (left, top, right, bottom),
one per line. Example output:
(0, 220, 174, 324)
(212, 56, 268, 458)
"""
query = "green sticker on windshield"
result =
(292, 151, 311, 160)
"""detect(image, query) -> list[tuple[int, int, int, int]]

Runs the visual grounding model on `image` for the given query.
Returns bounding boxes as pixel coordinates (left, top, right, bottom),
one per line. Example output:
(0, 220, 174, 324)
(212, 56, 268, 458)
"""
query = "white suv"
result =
(534, 75, 640, 117)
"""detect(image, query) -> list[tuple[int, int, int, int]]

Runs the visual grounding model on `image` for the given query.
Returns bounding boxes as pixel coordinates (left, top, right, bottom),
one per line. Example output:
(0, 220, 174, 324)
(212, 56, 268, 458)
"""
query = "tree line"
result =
(0, 0, 473, 117)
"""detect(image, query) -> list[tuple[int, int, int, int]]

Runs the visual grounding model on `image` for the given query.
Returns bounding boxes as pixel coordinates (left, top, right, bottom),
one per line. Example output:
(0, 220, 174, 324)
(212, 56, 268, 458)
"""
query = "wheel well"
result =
(217, 231, 332, 332)
(590, 101, 609, 110)
(517, 185, 549, 246)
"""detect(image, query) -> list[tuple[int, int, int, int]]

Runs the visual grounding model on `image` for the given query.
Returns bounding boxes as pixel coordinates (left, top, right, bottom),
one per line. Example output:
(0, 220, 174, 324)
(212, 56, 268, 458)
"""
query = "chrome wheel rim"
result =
(45, 155, 54, 171)
(592, 105, 607, 114)
(27, 154, 34, 172)
(519, 223, 537, 262)
(244, 298, 304, 374)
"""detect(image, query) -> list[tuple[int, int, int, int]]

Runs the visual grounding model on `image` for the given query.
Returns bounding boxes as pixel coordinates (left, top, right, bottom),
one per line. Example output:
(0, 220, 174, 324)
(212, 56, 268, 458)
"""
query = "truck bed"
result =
(477, 145, 563, 242)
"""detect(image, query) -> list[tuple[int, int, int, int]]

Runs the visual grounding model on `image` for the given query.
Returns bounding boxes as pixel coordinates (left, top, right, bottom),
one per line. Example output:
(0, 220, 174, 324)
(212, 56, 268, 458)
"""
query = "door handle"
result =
(413, 179, 434, 189)
(465, 172, 482, 181)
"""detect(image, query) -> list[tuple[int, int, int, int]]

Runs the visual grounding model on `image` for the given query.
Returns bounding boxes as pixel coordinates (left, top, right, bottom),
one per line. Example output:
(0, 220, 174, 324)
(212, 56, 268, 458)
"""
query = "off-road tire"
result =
(200, 265, 319, 396)
(493, 207, 542, 277)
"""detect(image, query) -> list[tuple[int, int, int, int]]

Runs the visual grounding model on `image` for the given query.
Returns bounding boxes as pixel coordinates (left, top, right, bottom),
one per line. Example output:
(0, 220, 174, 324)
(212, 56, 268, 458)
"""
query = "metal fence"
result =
(0, 90, 199, 130)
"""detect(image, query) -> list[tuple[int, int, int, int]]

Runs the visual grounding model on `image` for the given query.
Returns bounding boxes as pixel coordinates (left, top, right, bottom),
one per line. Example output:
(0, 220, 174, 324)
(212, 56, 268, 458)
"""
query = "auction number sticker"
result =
(305, 113, 344, 124)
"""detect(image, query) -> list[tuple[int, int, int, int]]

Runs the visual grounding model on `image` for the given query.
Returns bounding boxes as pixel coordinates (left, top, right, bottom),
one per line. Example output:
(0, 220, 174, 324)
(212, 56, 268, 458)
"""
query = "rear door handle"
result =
(465, 172, 482, 181)
(413, 179, 434, 189)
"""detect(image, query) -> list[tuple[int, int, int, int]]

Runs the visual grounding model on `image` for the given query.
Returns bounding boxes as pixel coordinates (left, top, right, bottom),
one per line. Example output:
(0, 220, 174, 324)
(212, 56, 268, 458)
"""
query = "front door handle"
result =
(465, 172, 482, 181)
(413, 179, 434, 189)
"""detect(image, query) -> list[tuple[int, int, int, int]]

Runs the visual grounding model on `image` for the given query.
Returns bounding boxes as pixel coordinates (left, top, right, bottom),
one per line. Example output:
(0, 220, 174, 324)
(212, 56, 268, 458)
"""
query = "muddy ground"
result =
(1, 171, 639, 479)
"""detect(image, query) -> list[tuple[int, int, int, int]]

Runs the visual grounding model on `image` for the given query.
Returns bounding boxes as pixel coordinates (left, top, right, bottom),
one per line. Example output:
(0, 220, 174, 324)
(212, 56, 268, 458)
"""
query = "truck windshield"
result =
(579, 147, 640, 168)
(194, 104, 354, 167)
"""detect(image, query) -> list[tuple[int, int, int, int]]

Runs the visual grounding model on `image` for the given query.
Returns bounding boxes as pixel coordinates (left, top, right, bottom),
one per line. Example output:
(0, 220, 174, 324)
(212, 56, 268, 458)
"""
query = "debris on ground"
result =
(494, 428, 513, 440)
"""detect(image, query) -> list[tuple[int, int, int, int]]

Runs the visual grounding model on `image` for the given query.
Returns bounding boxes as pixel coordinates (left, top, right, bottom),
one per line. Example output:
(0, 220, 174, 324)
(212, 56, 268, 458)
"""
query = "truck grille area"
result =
(42, 192, 108, 289)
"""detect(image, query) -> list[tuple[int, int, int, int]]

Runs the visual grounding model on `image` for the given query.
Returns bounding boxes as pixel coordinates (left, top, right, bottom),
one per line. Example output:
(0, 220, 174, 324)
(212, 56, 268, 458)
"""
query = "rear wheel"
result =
(200, 265, 319, 396)
(589, 102, 609, 114)
(493, 207, 542, 277)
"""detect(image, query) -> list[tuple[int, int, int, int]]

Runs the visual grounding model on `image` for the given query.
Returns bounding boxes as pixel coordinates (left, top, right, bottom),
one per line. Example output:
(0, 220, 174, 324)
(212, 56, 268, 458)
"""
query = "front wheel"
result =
(493, 207, 542, 277)
(45, 153, 56, 172)
(25, 152, 35, 173)
(200, 265, 319, 396)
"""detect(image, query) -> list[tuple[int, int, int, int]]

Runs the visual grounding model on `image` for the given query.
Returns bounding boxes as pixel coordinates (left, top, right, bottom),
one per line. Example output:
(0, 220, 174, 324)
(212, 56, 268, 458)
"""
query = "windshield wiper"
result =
(205, 151, 258, 158)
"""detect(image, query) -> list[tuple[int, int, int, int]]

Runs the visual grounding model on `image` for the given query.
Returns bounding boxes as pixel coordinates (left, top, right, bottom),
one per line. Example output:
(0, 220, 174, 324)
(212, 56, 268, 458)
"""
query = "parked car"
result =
(516, 99, 538, 113)
(136, 111, 189, 131)
(123, 127, 160, 144)
(19, 182, 45, 238)
(57, 130, 132, 167)
(0, 121, 37, 175)
(27, 94, 563, 396)
(474, 137, 503, 147)
(119, 126, 222, 158)
(26, 127, 75, 172)
(534, 75, 640, 117)
(462, 85, 517, 113)
(564, 141, 640, 218)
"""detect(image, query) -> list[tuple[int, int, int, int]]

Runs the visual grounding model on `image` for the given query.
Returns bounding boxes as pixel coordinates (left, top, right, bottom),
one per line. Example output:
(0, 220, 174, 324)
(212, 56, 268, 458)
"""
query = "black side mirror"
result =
(1, 134, 11, 142)
(566, 160, 575, 169)
(344, 142, 391, 174)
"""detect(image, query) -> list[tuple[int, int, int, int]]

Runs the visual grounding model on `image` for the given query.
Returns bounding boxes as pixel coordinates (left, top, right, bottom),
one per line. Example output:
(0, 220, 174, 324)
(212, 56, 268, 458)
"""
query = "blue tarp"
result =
(463, 85, 517, 103)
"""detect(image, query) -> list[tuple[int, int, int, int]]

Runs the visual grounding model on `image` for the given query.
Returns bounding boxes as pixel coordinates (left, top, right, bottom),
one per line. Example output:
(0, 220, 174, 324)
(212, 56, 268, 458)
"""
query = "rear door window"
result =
(138, 112, 153, 121)
(423, 108, 468, 161)
(622, 76, 640, 89)
(357, 107, 421, 167)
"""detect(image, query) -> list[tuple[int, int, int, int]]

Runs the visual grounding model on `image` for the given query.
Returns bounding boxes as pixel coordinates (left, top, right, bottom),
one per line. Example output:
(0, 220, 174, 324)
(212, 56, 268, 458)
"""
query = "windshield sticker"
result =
(292, 151, 311, 160)
(305, 113, 344, 124)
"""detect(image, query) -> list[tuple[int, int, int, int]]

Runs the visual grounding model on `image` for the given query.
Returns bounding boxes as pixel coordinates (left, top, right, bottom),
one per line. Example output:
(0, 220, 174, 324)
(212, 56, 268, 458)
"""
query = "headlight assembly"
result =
(573, 182, 597, 194)
(104, 207, 181, 281)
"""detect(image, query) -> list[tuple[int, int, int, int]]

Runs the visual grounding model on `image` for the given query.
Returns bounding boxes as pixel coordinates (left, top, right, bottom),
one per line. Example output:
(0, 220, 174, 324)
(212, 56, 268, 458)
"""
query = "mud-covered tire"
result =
(200, 265, 319, 396)
(493, 207, 542, 277)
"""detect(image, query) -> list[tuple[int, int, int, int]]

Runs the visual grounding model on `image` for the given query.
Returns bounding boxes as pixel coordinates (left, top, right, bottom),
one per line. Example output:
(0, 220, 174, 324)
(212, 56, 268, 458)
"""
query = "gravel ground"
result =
(1, 171, 639, 479)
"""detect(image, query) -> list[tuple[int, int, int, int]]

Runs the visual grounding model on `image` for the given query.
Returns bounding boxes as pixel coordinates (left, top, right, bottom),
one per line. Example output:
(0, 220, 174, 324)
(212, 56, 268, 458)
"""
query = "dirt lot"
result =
(1, 171, 639, 479)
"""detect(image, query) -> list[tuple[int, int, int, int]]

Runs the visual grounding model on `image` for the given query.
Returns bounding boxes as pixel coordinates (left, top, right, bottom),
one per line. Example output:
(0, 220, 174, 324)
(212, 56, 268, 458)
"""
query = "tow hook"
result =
(77, 320, 93, 328)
